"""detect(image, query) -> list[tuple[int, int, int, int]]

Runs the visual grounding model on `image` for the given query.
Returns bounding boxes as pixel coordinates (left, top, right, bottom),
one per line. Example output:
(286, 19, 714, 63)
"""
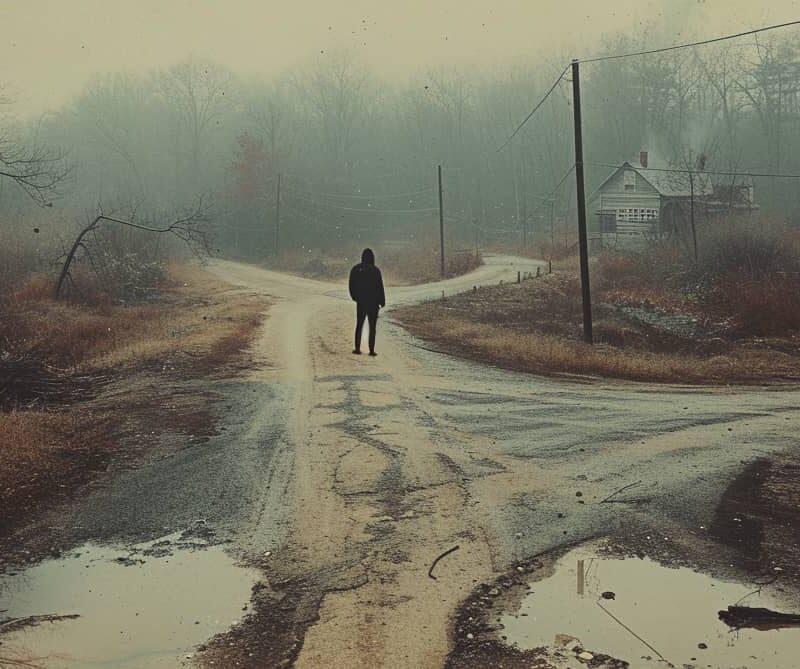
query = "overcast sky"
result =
(1, 0, 798, 117)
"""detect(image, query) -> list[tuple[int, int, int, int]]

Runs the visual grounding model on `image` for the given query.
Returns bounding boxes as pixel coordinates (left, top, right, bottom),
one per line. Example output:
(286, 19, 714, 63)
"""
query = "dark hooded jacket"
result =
(349, 248, 386, 307)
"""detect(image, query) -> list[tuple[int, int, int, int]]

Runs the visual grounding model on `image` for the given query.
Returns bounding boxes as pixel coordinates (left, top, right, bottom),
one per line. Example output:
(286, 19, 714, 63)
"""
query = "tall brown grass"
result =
(398, 312, 800, 384)
(0, 266, 267, 372)
(0, 409, 113, 532)
(0, 264, 269, 531)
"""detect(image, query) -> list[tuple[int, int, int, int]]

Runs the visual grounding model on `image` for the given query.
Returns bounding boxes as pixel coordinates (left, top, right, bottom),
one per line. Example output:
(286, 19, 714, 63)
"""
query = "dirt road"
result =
(203, 256, 800, 668)
(3, 255, 799, 668)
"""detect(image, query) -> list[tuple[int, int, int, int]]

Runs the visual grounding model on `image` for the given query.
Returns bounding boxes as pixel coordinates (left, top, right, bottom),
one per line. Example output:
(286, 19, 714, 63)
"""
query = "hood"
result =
(361, 248, 375, 264)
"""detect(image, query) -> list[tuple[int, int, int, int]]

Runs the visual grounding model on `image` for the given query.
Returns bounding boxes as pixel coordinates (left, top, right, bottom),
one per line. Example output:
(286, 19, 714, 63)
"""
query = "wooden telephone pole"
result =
(274, 173, 282, 257)
(438, 164, 445, 278)
(570, 60, 594, 344)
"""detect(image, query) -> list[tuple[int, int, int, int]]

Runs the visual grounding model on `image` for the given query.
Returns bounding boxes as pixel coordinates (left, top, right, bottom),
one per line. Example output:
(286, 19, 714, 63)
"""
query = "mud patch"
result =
(711, 455, 800, 585)
(196, 555, 368, 669)
(0, 533, 258, 668)
(457, 543, 799, 669)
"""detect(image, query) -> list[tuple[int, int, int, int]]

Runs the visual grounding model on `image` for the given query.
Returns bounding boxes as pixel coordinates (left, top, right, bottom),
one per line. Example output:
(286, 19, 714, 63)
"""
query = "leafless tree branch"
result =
(54, 199, 212, 299)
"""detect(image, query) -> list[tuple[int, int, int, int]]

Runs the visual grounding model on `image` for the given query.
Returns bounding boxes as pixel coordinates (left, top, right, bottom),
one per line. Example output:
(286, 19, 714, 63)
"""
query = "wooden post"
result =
(577, 559, 585, 596)
(689, 170, 698, 262)
(274, 172, 281, 257)
(522, 191, 528, 250)
(438, 165, 445, 278)
(571, 59, 593, 344)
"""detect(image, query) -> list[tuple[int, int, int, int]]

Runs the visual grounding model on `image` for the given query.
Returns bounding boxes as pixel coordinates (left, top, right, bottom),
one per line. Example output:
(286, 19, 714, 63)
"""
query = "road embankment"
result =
(0, 265, 270, 539)
(393, 271, 800, 385)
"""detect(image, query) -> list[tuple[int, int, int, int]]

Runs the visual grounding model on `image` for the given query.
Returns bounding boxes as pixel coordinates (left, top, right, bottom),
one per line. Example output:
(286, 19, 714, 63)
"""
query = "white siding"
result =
(590, 165, 662, 242)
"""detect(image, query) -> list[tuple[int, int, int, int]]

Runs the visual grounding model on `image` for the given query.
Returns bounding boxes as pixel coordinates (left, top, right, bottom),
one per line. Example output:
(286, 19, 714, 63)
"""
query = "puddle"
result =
(500, 545, 799, 668)
(0, 532, 259, 668)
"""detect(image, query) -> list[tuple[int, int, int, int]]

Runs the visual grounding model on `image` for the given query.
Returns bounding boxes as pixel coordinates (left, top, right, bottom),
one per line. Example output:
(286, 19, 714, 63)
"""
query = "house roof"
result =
(595, 161, 715, 198)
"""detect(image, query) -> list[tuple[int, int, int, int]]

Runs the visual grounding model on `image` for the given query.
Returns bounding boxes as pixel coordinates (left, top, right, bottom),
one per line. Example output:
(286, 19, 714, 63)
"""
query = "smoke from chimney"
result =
(640, 151, 648, 168)
(696, 153, 706, 171)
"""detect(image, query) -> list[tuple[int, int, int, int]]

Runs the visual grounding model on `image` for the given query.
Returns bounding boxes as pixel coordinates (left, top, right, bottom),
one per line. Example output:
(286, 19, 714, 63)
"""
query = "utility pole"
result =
(689, 170, 698, 262)
(571, 59, 593, 344)
(274, 173, 281, 257)
(522, 192, 528, 249)
(438, 164, 445, 278)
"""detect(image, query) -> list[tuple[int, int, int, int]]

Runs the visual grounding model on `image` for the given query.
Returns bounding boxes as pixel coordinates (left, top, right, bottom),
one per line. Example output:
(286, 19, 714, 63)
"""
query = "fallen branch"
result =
(719, 606, 800, 631)
(597, 602, 668, 663)
(428, 545, 460, 580)
(599, 480, 643, 504)
(0, 613, 80, 634)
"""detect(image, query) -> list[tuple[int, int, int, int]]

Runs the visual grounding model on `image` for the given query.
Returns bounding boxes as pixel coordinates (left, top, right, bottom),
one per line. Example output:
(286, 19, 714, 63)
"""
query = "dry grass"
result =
(395, 269, 800, 385)
(399, 311, 800, 384)
(0, 410, 113, 533)
(0, 264, 269, 532)
(0, 265, 267, 374)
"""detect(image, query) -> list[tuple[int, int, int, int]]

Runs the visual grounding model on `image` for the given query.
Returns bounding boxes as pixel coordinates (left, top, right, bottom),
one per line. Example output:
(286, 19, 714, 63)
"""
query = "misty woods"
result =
(2, 32, 800, 285)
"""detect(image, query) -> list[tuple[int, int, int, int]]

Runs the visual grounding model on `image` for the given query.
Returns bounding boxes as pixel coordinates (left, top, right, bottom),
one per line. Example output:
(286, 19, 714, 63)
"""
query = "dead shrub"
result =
(696, 227, 799, 282)
(716, 274, 800, 336)
(595, 244, 686, 292)
(0, 227, 44, 291)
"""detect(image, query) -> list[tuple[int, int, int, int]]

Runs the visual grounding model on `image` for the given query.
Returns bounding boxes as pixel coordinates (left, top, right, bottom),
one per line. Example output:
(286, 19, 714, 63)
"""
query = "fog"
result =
(2, 0, 800, 261)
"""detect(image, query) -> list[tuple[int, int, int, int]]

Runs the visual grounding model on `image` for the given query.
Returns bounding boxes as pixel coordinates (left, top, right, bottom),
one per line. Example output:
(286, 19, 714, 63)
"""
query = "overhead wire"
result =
(282, 184, 436, 200)
(288, 192, 439, 214)
(495, 63, 571, 153)
(588, 161, 800, 179)
(581, 19, 800, 64)
(497, 20, 800, 154)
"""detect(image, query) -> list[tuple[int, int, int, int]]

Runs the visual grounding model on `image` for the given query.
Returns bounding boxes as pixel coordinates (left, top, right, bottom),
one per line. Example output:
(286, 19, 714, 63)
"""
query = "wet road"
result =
(206, 255, 800, 667)
(2, 255, 799, 668)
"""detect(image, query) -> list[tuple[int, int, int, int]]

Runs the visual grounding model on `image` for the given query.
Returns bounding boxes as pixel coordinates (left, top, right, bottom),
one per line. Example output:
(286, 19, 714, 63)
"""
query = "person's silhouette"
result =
(348, 248, 386, 356)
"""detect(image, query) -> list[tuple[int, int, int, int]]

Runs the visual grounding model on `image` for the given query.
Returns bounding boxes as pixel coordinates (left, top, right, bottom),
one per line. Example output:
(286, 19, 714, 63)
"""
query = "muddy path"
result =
(2, 254, 799, 668)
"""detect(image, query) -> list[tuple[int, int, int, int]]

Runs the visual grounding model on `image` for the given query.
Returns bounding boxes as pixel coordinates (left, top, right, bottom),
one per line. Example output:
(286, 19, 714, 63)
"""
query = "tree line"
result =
(2, 29, 799, 261)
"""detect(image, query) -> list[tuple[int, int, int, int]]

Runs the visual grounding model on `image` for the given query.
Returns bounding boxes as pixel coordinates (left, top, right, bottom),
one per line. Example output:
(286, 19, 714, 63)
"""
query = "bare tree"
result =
(0, 86, 70, 207)
(246, 81, 296, 165)
(293, 51, 374, 171)
(55, 200, 212, 299)
(156, 60, 235, 195)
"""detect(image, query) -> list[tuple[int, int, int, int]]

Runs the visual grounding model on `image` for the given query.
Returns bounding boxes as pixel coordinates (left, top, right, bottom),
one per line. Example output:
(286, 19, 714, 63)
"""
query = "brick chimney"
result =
(639, 151, 648, 168)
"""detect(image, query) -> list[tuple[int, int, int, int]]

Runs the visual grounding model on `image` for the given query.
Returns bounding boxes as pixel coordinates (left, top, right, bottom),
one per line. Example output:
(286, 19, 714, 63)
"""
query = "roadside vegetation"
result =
(265, 243, 482, 285)
(0, 235, 268, 535)
(395, 222, 800, 384)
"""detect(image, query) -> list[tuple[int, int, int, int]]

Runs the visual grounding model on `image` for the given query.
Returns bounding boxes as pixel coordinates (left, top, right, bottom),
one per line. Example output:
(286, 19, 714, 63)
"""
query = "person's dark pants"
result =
(355, 303, 379, 352)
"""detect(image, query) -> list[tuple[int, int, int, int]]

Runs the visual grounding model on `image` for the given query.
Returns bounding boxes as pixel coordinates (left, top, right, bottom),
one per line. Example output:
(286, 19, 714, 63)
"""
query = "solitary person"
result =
(348, 248, 386, 356)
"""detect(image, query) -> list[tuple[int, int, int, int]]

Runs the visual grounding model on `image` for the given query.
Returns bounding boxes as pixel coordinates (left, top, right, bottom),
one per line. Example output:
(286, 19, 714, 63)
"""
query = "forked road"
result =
(206, 255, 800, 668)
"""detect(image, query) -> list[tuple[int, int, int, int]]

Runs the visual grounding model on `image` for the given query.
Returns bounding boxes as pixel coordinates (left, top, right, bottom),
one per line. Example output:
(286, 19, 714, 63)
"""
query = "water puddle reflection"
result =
(0, 531, 259, 668)
(501, 545, 799, 668)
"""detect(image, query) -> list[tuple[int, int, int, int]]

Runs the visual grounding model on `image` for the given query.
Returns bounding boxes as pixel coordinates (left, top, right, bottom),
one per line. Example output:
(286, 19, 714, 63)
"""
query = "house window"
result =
(616, 208, 658, 223)
(624, 171, 636, 192)
(600, 212, 616, 233)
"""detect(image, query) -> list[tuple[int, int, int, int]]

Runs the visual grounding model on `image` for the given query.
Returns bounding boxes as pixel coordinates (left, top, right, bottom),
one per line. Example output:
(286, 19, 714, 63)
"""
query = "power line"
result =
(283, 185, 436, 200)
(581, 19, 800, 64)
(530, 164, 577, 204)
(588, 161, 800, 179)
(288, 193, 439, 214)
(496, 63, 571, 153)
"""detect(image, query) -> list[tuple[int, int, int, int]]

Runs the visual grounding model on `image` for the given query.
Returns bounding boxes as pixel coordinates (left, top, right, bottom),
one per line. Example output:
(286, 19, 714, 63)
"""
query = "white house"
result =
(589, 151, 732, 245)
